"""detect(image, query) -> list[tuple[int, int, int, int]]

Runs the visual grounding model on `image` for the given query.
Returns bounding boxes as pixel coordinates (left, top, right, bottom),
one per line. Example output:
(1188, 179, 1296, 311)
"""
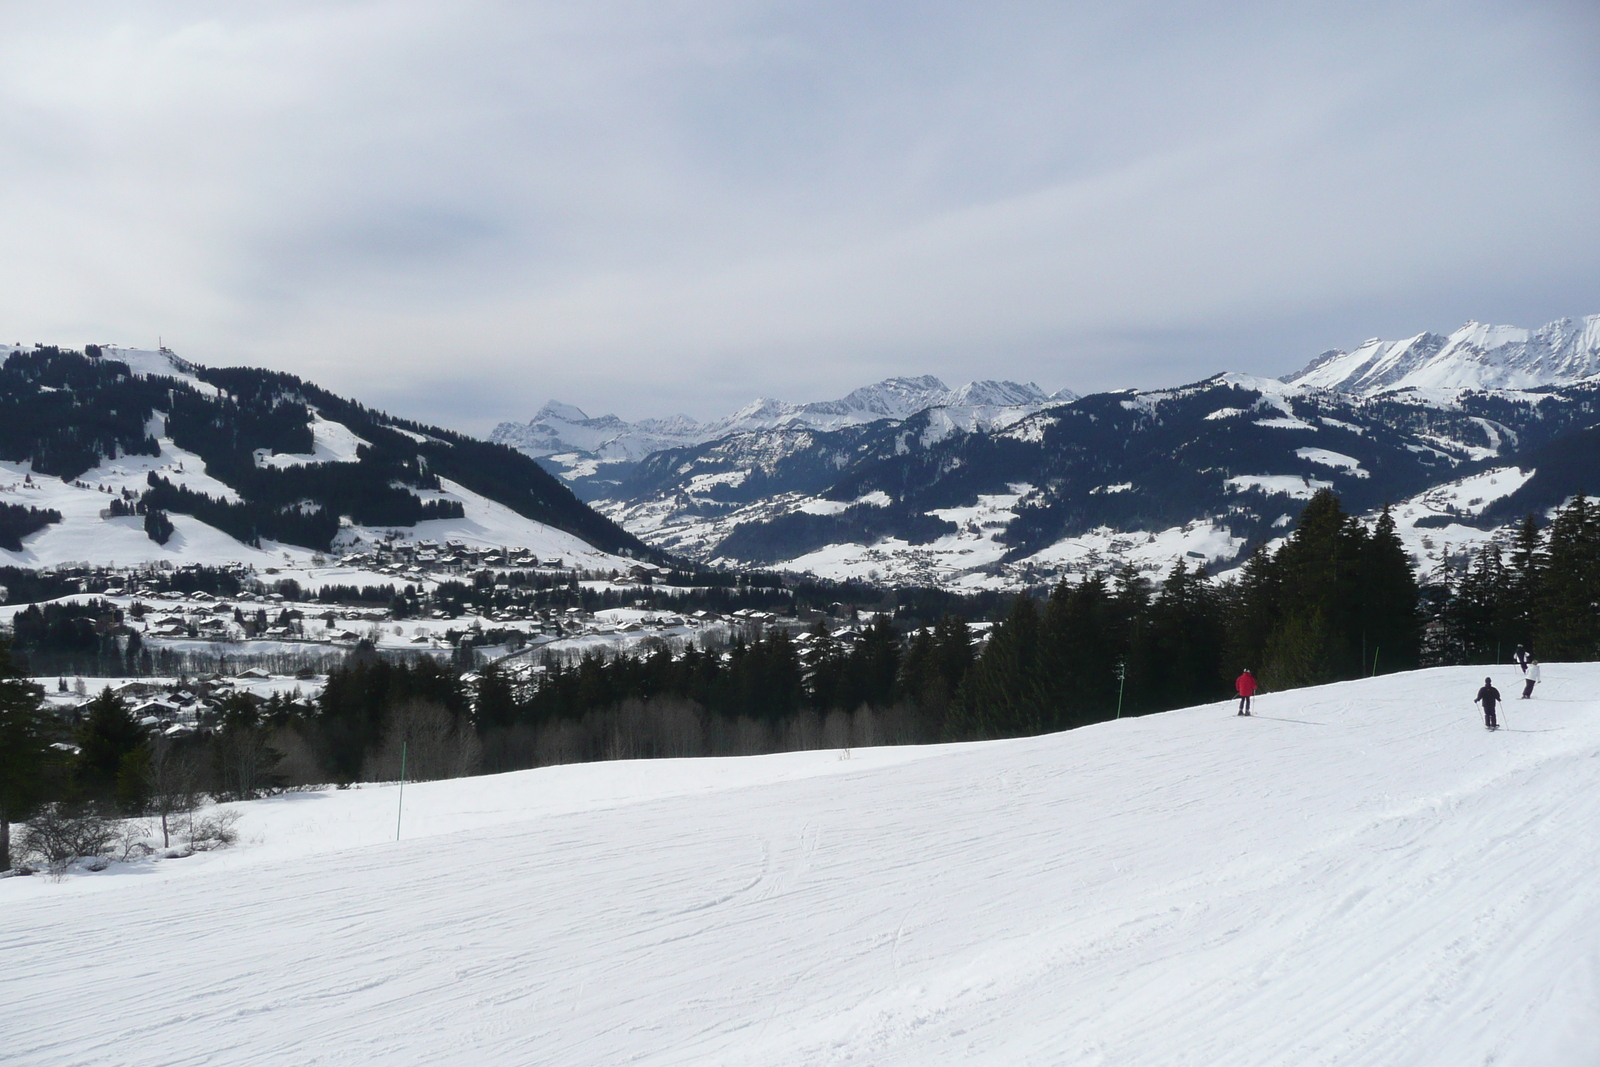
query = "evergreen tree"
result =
(1143, 562, 1227, 711)
(1040, 573, 1124, 723)
(850, 616, 901, 711)
(1537, 493, 1600, 659)
(1357, 505, 1421, 673)
(805, 620, 849, 711)
(1263, 608, 1334, 690)
(473, 662, 519, 732)
(1265, 489, 1364, 682)
(1448, 545, 1511, 664)
(949, 595, 1049, 739)
(1418, 555, 1463, 666)
(213, 692, 284, 800)
(1111, 564, 1157, 711)
(1222, 545, 1282, 679)
(1506, 514, 1544, 647)
(899, 614, 973, 733)
(73, 689, 145, 807)
(0, 639, 50, 870)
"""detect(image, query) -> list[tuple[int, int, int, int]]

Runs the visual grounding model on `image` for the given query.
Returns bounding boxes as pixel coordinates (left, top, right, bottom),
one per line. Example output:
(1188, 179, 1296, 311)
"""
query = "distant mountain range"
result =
(493, 313, 1600, 590)
(8, 313, 1599, 594)
(490, 376, 1077, 498)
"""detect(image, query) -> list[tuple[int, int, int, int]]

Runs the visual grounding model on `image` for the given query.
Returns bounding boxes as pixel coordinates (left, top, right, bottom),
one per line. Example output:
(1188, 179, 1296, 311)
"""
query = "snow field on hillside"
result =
(6, 665, 1600, 1065)
(1, 342, 636, 574)
(1, 457, 631, 577)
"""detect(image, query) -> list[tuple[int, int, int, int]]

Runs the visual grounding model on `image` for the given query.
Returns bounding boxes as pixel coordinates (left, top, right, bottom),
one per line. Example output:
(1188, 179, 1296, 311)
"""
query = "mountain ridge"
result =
(489, 375, 1078, 497)
(0, 344, 657, 571)
(1282, 314, 1600, 396)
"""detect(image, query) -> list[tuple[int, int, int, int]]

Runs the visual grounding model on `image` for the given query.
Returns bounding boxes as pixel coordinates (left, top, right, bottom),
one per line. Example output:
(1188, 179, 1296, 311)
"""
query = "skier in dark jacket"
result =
(1514, 645, 1530, 674)
(1235, 669, 1257, 716)
(1475, 677, 1502, 730)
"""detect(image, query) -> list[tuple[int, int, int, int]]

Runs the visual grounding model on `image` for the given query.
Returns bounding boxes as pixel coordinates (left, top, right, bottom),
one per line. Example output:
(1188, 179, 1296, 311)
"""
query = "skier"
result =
(1521, 659, 1541, 699)
(1514, 645, 1530, 673)
(1475, 677, 1502, 730)
(1235, 669, 1257, 716)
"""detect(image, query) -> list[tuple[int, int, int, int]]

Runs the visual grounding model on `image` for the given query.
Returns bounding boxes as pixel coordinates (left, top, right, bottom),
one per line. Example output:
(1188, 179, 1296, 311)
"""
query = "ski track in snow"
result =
(5, 665, 1600, 1065)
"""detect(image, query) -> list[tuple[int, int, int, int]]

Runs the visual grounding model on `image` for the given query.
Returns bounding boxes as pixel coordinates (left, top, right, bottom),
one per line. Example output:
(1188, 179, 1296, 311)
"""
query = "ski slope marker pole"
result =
(1371, 647, 1379, 678)
(1116, 662, 1126, 719)
(396, 741, 407, 842)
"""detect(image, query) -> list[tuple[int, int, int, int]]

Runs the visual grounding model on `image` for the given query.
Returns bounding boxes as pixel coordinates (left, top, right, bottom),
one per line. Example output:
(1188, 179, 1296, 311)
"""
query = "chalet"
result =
(132, 699, 181, 719)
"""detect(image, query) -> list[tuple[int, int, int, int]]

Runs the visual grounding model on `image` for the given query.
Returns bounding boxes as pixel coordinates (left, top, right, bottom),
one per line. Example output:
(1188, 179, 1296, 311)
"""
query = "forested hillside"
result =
(0, 346, 653, 558)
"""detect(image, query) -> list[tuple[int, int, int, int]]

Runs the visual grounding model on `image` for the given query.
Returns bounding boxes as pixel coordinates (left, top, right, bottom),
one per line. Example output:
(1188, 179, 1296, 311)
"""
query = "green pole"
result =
(395, 741, 407, 842)
(1371, 647, 1379, 678)
(1115, 663, 1126, 719)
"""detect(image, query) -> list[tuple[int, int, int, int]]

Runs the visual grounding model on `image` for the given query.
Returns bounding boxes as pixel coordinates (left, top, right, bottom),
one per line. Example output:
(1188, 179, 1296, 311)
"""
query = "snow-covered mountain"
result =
(488, 401, 706, 467)
(1283, 314, 1600, 396)
(13, 665, 1600, 1066)
(585, 313, 1600, 590)
(0, 344, 653, 573)
(490, 376, 1076, 498)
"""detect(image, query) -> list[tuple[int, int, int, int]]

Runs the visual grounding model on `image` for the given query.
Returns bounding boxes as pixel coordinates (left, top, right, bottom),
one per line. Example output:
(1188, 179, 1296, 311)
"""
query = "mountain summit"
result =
(491, 375, 1074, 497)
(1282, 314, 1600, 396)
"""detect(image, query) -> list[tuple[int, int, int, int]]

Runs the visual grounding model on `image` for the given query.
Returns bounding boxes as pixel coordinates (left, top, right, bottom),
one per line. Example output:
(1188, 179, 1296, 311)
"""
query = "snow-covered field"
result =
(6, 664, 1600, 1065)
(628, 483, 1246, 592)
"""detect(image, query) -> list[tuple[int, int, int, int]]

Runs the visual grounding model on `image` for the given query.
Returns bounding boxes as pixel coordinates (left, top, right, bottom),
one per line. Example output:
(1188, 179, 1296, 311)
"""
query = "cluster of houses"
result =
(334, 539, 576, 578)
(134, 592, 387, 644)
(46, 669, 306, 740)
(123, 590, 787, 664)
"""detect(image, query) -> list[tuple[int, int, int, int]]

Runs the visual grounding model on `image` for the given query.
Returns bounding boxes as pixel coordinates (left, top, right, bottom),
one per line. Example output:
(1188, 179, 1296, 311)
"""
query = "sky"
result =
(1, 1, 1597, 433)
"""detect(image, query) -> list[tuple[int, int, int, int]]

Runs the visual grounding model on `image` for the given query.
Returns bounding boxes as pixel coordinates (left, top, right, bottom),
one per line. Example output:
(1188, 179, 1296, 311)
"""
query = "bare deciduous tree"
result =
(144, 735, 201, 849)
(363, 699, 481, 782)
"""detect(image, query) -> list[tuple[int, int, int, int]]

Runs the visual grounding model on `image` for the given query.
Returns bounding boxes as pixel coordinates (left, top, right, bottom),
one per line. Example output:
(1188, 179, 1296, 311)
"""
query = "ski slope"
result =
(6, 665, 1600, 1065)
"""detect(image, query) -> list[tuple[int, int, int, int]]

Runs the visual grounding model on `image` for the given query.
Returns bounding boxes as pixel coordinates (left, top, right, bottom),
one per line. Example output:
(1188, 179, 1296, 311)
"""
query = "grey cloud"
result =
(0, 1, 1596, 432)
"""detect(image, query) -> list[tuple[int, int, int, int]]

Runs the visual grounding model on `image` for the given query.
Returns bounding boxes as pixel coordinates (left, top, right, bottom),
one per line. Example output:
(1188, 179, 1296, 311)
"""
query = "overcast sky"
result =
(2, 1, 1597, 432)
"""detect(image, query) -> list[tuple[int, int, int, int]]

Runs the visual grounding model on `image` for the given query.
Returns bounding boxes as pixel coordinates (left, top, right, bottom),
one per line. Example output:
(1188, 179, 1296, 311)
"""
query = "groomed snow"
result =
(6, 665, 1599, 1065)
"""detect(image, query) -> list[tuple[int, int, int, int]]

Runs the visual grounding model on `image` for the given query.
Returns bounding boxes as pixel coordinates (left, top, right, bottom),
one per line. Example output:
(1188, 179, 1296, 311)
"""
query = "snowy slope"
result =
(359, 475, 637, 569)
(0, 343, 645, 572)
(0, 444, 310, 571)
(0, 455, 634, 574)
(1284, 314, 1600, 395)
(7, 665, 1600, 1065)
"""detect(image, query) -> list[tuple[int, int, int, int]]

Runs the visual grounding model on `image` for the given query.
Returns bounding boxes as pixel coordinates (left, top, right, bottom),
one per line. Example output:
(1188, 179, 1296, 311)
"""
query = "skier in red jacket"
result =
(1235, 669, 1258, 716)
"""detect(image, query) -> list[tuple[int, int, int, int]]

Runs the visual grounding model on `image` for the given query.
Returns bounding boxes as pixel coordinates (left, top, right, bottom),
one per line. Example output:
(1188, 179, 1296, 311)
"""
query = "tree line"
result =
(10, 489, 1600, 870)
(298, 490, 1430, 773)
(1423, 492, 1600, 664)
